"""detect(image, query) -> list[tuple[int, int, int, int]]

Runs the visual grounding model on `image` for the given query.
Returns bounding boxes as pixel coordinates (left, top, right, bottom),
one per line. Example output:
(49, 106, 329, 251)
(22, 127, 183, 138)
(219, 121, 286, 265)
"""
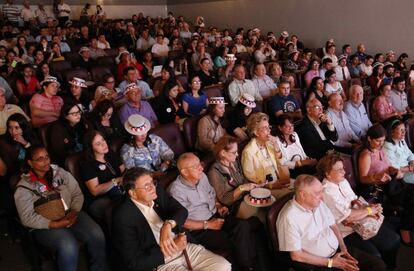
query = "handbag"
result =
(351, 197, 384, 240)
(17, 185, 66, 221)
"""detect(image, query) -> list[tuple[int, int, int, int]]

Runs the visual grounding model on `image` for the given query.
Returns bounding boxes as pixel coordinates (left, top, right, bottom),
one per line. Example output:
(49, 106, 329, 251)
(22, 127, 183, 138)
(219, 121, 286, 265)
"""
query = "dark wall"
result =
(9, 0, 167, 5)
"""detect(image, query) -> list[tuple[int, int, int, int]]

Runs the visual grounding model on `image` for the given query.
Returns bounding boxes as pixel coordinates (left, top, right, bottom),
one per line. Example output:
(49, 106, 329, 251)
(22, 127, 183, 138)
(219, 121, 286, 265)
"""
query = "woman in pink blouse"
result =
(371, 84, 403, 122)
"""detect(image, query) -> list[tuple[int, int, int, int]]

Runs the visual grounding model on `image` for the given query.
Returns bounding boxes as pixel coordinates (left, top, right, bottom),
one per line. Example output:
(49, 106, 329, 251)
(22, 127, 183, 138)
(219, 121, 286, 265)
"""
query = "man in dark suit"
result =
(296, 98, 338, 159)
(112, 167, 231, 271)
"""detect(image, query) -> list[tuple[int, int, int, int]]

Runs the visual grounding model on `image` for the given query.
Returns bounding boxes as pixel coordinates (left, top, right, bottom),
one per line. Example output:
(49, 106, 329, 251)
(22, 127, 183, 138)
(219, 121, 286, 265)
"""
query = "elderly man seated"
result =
(169, 153, 268, 271)
(118, 83, 158, 127)
(296, 98, 338, 159)
(112, 167, 231, 271)
(228, 64, 263, 106)
(326, 93, 360, 154)
(251, 63, 278, 99)
(0, 87, 29, 135)
(343, 85, 372, 138)
(118, 66, 154, 99)
(276, 174, 386, 271)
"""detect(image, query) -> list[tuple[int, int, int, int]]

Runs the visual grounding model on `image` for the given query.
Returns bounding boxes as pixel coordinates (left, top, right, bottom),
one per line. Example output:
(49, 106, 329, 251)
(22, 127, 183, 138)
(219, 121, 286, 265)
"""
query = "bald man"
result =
(343, 85, 372, 138)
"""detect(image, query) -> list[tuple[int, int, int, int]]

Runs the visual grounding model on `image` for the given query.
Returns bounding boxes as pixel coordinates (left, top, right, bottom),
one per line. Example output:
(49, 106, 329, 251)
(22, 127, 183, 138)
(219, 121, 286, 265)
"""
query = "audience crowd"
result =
(2, 1, 414, 270)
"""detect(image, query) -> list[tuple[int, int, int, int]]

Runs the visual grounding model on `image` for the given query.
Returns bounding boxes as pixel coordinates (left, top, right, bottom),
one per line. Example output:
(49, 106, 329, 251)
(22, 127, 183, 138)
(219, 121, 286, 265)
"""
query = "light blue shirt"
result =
(118, 80, 154, 99)
(169, 173, 217, 221)
(384, 140, 414, 169)
(343, 101, 372, 138)
(327, 108, 359, 148)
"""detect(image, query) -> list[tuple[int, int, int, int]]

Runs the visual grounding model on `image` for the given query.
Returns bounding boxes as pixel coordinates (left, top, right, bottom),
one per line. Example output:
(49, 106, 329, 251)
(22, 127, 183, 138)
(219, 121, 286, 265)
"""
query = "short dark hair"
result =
(123, 66, 136, 76)
(393, 76, 405, 85)
(322, 58, 333, 65)
(123, 167, 152, 194)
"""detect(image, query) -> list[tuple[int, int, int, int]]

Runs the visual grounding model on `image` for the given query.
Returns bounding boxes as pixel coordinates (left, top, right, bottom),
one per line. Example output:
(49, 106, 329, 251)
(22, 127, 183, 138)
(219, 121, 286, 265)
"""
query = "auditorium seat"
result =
(204, 84, 224, 98)
(176, 74, 189, 92)
(91, 65, 113, 85)
(152, 122, 187, 158)
(96, 55, 116, 67)
(183, 115, 203, 151)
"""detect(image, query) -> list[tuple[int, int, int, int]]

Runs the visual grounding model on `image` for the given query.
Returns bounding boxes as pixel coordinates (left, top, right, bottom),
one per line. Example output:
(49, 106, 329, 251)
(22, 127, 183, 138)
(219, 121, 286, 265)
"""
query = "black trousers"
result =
(191, 215, 262, 268)
(344, 221, 400, 269)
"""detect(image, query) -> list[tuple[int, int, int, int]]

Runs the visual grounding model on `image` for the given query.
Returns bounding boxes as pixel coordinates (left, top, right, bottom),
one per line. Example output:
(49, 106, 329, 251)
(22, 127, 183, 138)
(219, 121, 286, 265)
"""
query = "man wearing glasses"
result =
(296, 98, 338, 159)
(112, 167, 230, 271)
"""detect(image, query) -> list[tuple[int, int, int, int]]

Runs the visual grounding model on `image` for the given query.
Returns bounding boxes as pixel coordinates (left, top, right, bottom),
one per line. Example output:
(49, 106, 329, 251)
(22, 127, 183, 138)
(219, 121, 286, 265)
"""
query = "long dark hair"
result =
(385, 119, 404, 145)
(59, 102, 88, 139)
(365, 124, 386, 151)
(275, 114, 296, 147)
(93, 99, 114, 121)
(6, 113, 33, 144)
(83, 129, 106, 161)
(188, 74, 203, 96)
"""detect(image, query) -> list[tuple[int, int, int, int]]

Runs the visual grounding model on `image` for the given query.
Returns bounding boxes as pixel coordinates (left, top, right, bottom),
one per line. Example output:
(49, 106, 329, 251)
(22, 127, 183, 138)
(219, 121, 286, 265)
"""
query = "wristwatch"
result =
(164, 219, 177, 229)
(203, 220, 208, 230)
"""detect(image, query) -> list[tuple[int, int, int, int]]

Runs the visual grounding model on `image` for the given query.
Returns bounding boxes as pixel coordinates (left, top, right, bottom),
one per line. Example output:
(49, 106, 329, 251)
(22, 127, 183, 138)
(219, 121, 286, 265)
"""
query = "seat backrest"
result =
(64, 152, 86, 192)
(364, 95, 374, 122)
(152, 122, 187, 159)
(236, 52, 252, 63)
(176, 74, 189, 92)
(204, 84, 224, 98)
(91, 65, 112, 85)
(50, 60, 72, 74)
(351, 145, 365, 186)
(37, 122, 55, 152)
(182, 115, 203, 151)
(405, 117, 414, 149)
(64, 68, 90, 83)
(267, 192, 294, 253)
(96, 55, 116, 67)
(104, 48, 118, 57)
(341, 153, 357, 190)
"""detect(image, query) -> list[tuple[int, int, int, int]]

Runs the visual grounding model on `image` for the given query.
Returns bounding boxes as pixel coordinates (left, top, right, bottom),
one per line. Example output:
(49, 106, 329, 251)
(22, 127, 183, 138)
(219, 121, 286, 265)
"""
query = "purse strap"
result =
(16, 185, 42, 197)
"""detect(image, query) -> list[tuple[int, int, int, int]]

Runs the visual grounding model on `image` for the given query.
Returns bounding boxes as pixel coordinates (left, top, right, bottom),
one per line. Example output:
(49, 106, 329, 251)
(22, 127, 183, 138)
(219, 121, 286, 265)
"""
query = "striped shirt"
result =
(2, 4, 20, 22)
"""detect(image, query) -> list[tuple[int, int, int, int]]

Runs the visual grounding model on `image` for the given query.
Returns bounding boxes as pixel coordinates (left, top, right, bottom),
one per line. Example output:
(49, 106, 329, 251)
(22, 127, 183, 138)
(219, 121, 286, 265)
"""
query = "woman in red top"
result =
(16, 64, 41, 100)
(117, 51, 143, 82)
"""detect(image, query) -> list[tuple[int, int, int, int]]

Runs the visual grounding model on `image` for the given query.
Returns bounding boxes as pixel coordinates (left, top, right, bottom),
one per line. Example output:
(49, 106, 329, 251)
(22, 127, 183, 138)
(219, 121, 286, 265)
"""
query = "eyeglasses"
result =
(310, 105, 322, 110)
(331, 167, 345, 173)
(105, 80, 115, 84)
(227, 150, 238, 155)
(67, 110, 82, 116)
(135, 180, 157, 191)
(32, 155, 50, 163)
(192, 80, 201, 84)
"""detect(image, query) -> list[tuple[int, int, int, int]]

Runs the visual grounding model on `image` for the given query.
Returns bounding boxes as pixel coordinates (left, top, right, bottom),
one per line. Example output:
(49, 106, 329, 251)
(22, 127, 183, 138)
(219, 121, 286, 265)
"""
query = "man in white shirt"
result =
(276, 174, 386, 271)
(389, 76, 411, 115)
(111, 167, 231, 271)
(358, 55, 373, 78)
(151, 34, 169, 62)
(326, 93, 360, 153)
(234, 35, 247, 53)
(228, 64, 263, 106)
(35, 3, 49, 26)
(136, 28, 155, 52)
(57, 0, 71, 26)
(334, 55, 351, 81)
(319, 58, 333, 80)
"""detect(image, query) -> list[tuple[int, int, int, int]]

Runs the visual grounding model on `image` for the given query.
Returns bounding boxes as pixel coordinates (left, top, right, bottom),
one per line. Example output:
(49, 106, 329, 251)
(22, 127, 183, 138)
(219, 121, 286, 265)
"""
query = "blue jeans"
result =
(33, 211, 107, 271)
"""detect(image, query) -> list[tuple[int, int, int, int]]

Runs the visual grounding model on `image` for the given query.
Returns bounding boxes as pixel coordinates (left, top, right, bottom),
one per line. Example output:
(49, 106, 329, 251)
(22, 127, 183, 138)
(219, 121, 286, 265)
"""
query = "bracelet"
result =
(296, 160, 302, 167)
(203, 220, 208, 230)
(327, 258, 333, 268)
(112, 178, 118, 186)
(239, 185, 244, 192)
(367, 207, 373, 215)
(24, 142, 31, 149)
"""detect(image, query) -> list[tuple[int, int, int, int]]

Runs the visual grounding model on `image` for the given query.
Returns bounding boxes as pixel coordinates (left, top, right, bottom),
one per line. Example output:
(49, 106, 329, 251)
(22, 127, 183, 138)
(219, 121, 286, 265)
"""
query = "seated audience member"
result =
(368, 62, 385, 96)
(284, 50, 300, 72)
(227, 94, 256, 141)
(268, 80, 302, 122)
(324, 44, 338, 66)
(93, 85, 118, 108)
(254, 40, 276, 64)
(241, 113, 291, 197)
(324, 70, 346, 100)
(112, 167, 231, 271)
(191, 41, 213, 72)
(49, 42, 66, 62)
(319, 153, 400, 270)
(80, 130, 125, 220)
(91, 99, 126, 145)
(117, 51, 144, 82)
(234, 34, 247, 53)
(121, 114, 174, 172)
(14, 146, 107, 271)
(30, 76, 63, 127)
(153, 65, 184, 97)
(228, 65, 263, 106)
(0, 76, 17, 103)
(372, 83, 403, 123)
(305, 76, 329, 110)
(0, 88, 29, 135)
(347, 55, 362, 78)
(344, 85, 372, 138)
(154, 80, 187, 125)
(304, 59, 320, 88)
(118, 83, 158, 127)
(296, 98, 338, 159)
(118, 66, 154, 99)
(274, 114, 317, 178)
(298, 49, 313, 72)
(151, 34, 170, 63)
(334, 55, 351, 81)
(15, 64, 41, 100)
(49, 102, 89, 164)
(276, 174, 386, 271)
(389, 76, 412, 115)
(384, 120, 414, 184)
(359, 55, 374, 78)
(75, 47, 96, 71)
(136, 28, 155, 52)
(88, 37, 107, 59)
(352, 44, 368, 62)
(182, 75, 208, 116)
(395, 53, 409, 72)
(196, 97, 228, 153)
(208, 136, 263, 220)
(319, 57, 333, 80)
(0, 113, 37, 176)
(142, 51, 155, 79)
(326, 93, 360, 153)
(169, 152, 265, 270)
(64, 77, 90, 112)
(213, 46, 228, 69)
(359, 124, 414, 246)
(382, 62, 395, 85)
(251, 63, 278, 99)
(197, 57, 218, 88)
(268, 62, 283, 85)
